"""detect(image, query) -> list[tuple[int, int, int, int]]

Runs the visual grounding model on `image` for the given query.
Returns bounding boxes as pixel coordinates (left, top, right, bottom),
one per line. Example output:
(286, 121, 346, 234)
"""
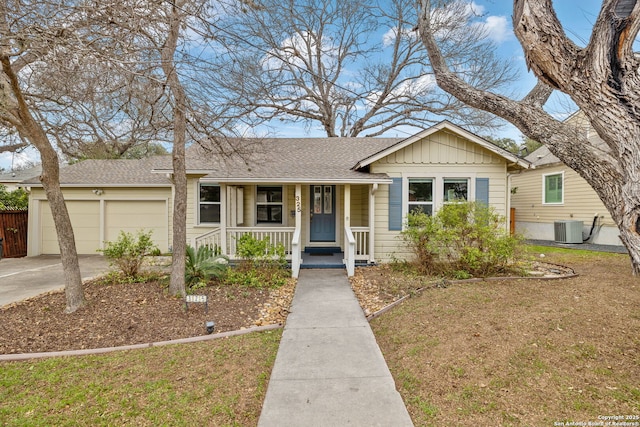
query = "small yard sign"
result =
(185, 294, 208, 313)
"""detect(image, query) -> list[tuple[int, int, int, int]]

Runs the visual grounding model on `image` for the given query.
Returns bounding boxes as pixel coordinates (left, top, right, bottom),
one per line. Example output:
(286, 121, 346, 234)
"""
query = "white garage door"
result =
(105, 200, 168, 251)
(41, 200, 100, 254)
(40, 199, 168, 255)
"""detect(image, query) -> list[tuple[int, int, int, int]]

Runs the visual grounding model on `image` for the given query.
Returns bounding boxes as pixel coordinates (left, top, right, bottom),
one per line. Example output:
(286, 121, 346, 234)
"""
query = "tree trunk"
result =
(416, 0, 640, 275)
(162, 1, 187, 297)
(1, 55, 85, 312)
(39, 145, 86, 313)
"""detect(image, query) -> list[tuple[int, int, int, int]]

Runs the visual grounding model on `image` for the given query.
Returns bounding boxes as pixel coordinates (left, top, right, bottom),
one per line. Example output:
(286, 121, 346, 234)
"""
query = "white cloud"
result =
(0, 148, 40, 171)
(468, 1, 485, 16)
(262, 31, 339, 72)
(476, 15, 511, 43)
(382, 27, 397, 48)
(396, 74, 436, 97)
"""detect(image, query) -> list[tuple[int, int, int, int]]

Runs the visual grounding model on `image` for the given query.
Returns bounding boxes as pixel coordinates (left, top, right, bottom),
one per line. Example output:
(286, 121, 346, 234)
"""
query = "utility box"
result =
(554, 220, 584, 244)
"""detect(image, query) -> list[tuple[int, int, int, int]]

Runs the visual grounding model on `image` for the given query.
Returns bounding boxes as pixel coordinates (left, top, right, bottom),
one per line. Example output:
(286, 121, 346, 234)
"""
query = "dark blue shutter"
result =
(475, 178, 489, 205)
(388, 178, 403, 231)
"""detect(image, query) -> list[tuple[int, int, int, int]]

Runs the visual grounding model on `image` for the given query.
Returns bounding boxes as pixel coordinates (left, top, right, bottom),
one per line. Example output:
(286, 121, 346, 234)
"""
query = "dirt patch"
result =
(0, 277, 295, 354)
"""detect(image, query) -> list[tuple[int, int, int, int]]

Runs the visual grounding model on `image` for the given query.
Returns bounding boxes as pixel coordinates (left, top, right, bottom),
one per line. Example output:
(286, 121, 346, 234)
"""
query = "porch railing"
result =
(351, 226, 370, 261)
(194, 228, 222, 253)
(195, 227, 295, 259)
(344, 226, 356, 276)
(227, 227, 295, 258)
(291, 228, 301, 278)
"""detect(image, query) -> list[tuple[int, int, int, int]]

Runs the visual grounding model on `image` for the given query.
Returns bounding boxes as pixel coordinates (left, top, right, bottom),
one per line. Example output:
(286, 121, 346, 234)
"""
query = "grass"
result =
(0, 330, 281, 426)
(371, 248, 640, 426)
(1, 245, 639, 426)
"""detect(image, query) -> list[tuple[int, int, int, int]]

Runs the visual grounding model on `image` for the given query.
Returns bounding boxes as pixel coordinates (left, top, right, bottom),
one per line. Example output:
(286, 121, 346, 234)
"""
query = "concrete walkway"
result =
(258, 269, 413, 427)
(0, 255, 110, 307)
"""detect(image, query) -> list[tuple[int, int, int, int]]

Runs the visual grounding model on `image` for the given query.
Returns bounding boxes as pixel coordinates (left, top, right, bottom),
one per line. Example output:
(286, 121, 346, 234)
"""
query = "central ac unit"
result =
(554, 220, 584, 244)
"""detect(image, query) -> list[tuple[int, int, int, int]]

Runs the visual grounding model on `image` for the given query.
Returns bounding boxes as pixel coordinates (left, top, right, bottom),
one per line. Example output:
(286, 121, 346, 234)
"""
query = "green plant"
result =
(99, 230, 158, 278)
(236, 233, 286, 266)
(401, 202, 524, 277)
(185, 245, 228, 292)
(0, 184, 28, 210)
(227, 234, 289, 289)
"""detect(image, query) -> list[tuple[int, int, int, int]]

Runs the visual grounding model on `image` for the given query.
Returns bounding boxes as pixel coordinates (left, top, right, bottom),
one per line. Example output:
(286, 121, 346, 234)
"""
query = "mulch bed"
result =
(0, 279, 286, 354)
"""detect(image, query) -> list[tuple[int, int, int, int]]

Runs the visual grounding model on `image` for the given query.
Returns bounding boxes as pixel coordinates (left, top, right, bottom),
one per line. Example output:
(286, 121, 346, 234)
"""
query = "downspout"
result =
(369, 183, 377, 263)
(507, 172, 513, 234)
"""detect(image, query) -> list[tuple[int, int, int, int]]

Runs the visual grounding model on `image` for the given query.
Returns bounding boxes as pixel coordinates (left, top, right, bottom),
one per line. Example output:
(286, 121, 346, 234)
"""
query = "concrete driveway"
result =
(0, 255, 111, 307)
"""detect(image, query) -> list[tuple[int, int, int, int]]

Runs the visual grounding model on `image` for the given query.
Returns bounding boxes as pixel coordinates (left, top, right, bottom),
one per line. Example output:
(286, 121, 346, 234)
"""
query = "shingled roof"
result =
(151, 137, 402, 183)
(22, 157, 171, 186)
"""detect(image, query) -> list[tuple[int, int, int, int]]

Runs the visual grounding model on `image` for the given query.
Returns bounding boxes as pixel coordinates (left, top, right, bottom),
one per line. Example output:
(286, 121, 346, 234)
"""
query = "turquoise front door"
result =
(310, 185, 336, 242)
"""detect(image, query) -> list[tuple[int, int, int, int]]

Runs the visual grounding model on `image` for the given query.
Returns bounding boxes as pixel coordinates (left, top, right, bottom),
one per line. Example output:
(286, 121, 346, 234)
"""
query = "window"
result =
(257, 186, 283, 223)
(544, 173, 563, 204)
(408, 179, 433, 215)
(199, 183, 221, 223)
(443, 178, 468, 202)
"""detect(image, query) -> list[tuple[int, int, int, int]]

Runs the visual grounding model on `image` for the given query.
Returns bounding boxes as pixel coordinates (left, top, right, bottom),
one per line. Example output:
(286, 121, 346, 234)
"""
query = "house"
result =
(24, 121, 529, 276)
(0, 165, 42, 191)
(510, 112, 621, 246)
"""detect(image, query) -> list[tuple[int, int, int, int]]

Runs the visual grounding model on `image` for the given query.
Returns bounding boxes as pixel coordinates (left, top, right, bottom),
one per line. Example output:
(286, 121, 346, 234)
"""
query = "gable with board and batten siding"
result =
(353, 121, 529, 263)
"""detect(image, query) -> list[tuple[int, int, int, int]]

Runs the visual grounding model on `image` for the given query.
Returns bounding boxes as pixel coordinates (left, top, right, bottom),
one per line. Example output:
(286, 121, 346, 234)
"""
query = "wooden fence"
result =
(0, 210, 28, 258)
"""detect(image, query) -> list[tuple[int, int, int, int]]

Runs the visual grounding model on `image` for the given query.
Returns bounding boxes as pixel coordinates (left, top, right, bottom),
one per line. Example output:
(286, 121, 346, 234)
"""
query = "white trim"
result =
(28, 184, 171, 188)
(354, 121, 531, 170)
(402, 173, 477, 224)
(153, 176, 394, 185)
(197, 182, 222, 226)
(255, 185, 287, 226)
(542, 171, 565, 205)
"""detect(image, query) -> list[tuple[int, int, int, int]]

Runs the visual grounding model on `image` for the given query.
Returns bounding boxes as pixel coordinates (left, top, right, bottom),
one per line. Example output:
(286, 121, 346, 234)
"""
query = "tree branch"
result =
(0, 140, 27, 153)
(417, 0, 621, 188)
(512, 0, 581, 90)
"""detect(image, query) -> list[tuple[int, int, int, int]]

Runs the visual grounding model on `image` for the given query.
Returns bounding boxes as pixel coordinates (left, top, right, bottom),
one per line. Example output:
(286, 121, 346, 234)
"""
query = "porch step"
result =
(304, 246, 342, 255)
(301, 251, 344, 269)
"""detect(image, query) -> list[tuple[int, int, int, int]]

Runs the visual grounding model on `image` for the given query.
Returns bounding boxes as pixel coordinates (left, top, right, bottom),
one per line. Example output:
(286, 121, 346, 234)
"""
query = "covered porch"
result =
(193, 182, 388, 277)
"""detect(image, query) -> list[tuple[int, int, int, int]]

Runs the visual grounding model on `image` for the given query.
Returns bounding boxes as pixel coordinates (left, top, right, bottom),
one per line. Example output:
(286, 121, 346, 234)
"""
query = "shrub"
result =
(99, 230, 158, 278)
(401, 202, 524, 278)
(226, 234, 289, 288)
(185, 245, 228, 292)
(236, 233, 287, 269)
(0, 185, 28, 210)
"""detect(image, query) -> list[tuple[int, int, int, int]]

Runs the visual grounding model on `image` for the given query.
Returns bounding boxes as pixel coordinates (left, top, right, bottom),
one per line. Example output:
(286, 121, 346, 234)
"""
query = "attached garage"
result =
(37, 198, 169, 255)
(24, 158, 174, 257)
(41, 200, 101, 254)
(104, 200, 168, 249)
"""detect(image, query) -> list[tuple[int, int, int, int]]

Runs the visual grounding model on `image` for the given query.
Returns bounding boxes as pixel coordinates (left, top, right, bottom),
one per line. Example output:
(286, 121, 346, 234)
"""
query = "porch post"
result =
(344, 184, 351, 228)
(292, 184, 302, 278)
(369, 183, 377, 263)
(344, 184, 355, 276)
(220, 183, 227, 256)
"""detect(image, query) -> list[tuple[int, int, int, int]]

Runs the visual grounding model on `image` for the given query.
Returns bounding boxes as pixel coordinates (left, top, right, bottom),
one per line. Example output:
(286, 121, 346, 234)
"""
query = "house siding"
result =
(369, 129, 510, 262)
(29, 186, 172, 255)
(511, 164, 619, 245)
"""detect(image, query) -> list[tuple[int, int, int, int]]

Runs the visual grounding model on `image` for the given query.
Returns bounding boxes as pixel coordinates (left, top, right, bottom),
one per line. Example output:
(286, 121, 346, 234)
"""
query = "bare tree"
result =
(212, 0, 515, 137)
(416, 0, 640, 274)
(158, 0, 189, 297)
(93, 0, 264, 296)
(0, 1, 85, 312)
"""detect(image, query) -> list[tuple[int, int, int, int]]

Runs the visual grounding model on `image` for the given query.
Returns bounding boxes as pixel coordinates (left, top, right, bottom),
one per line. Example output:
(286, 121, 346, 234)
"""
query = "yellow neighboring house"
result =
(23, 121, 530, 276)
(510, 112, 621, 247)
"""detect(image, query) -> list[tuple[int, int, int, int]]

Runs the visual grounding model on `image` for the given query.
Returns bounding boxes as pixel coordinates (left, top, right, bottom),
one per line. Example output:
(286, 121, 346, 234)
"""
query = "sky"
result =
(0, 0, 606, 171)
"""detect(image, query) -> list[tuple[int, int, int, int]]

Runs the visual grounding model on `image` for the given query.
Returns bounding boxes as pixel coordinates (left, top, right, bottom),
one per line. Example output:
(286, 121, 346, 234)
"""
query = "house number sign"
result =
(185, 294, 208, 312)
(295, 195, 302, 212)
